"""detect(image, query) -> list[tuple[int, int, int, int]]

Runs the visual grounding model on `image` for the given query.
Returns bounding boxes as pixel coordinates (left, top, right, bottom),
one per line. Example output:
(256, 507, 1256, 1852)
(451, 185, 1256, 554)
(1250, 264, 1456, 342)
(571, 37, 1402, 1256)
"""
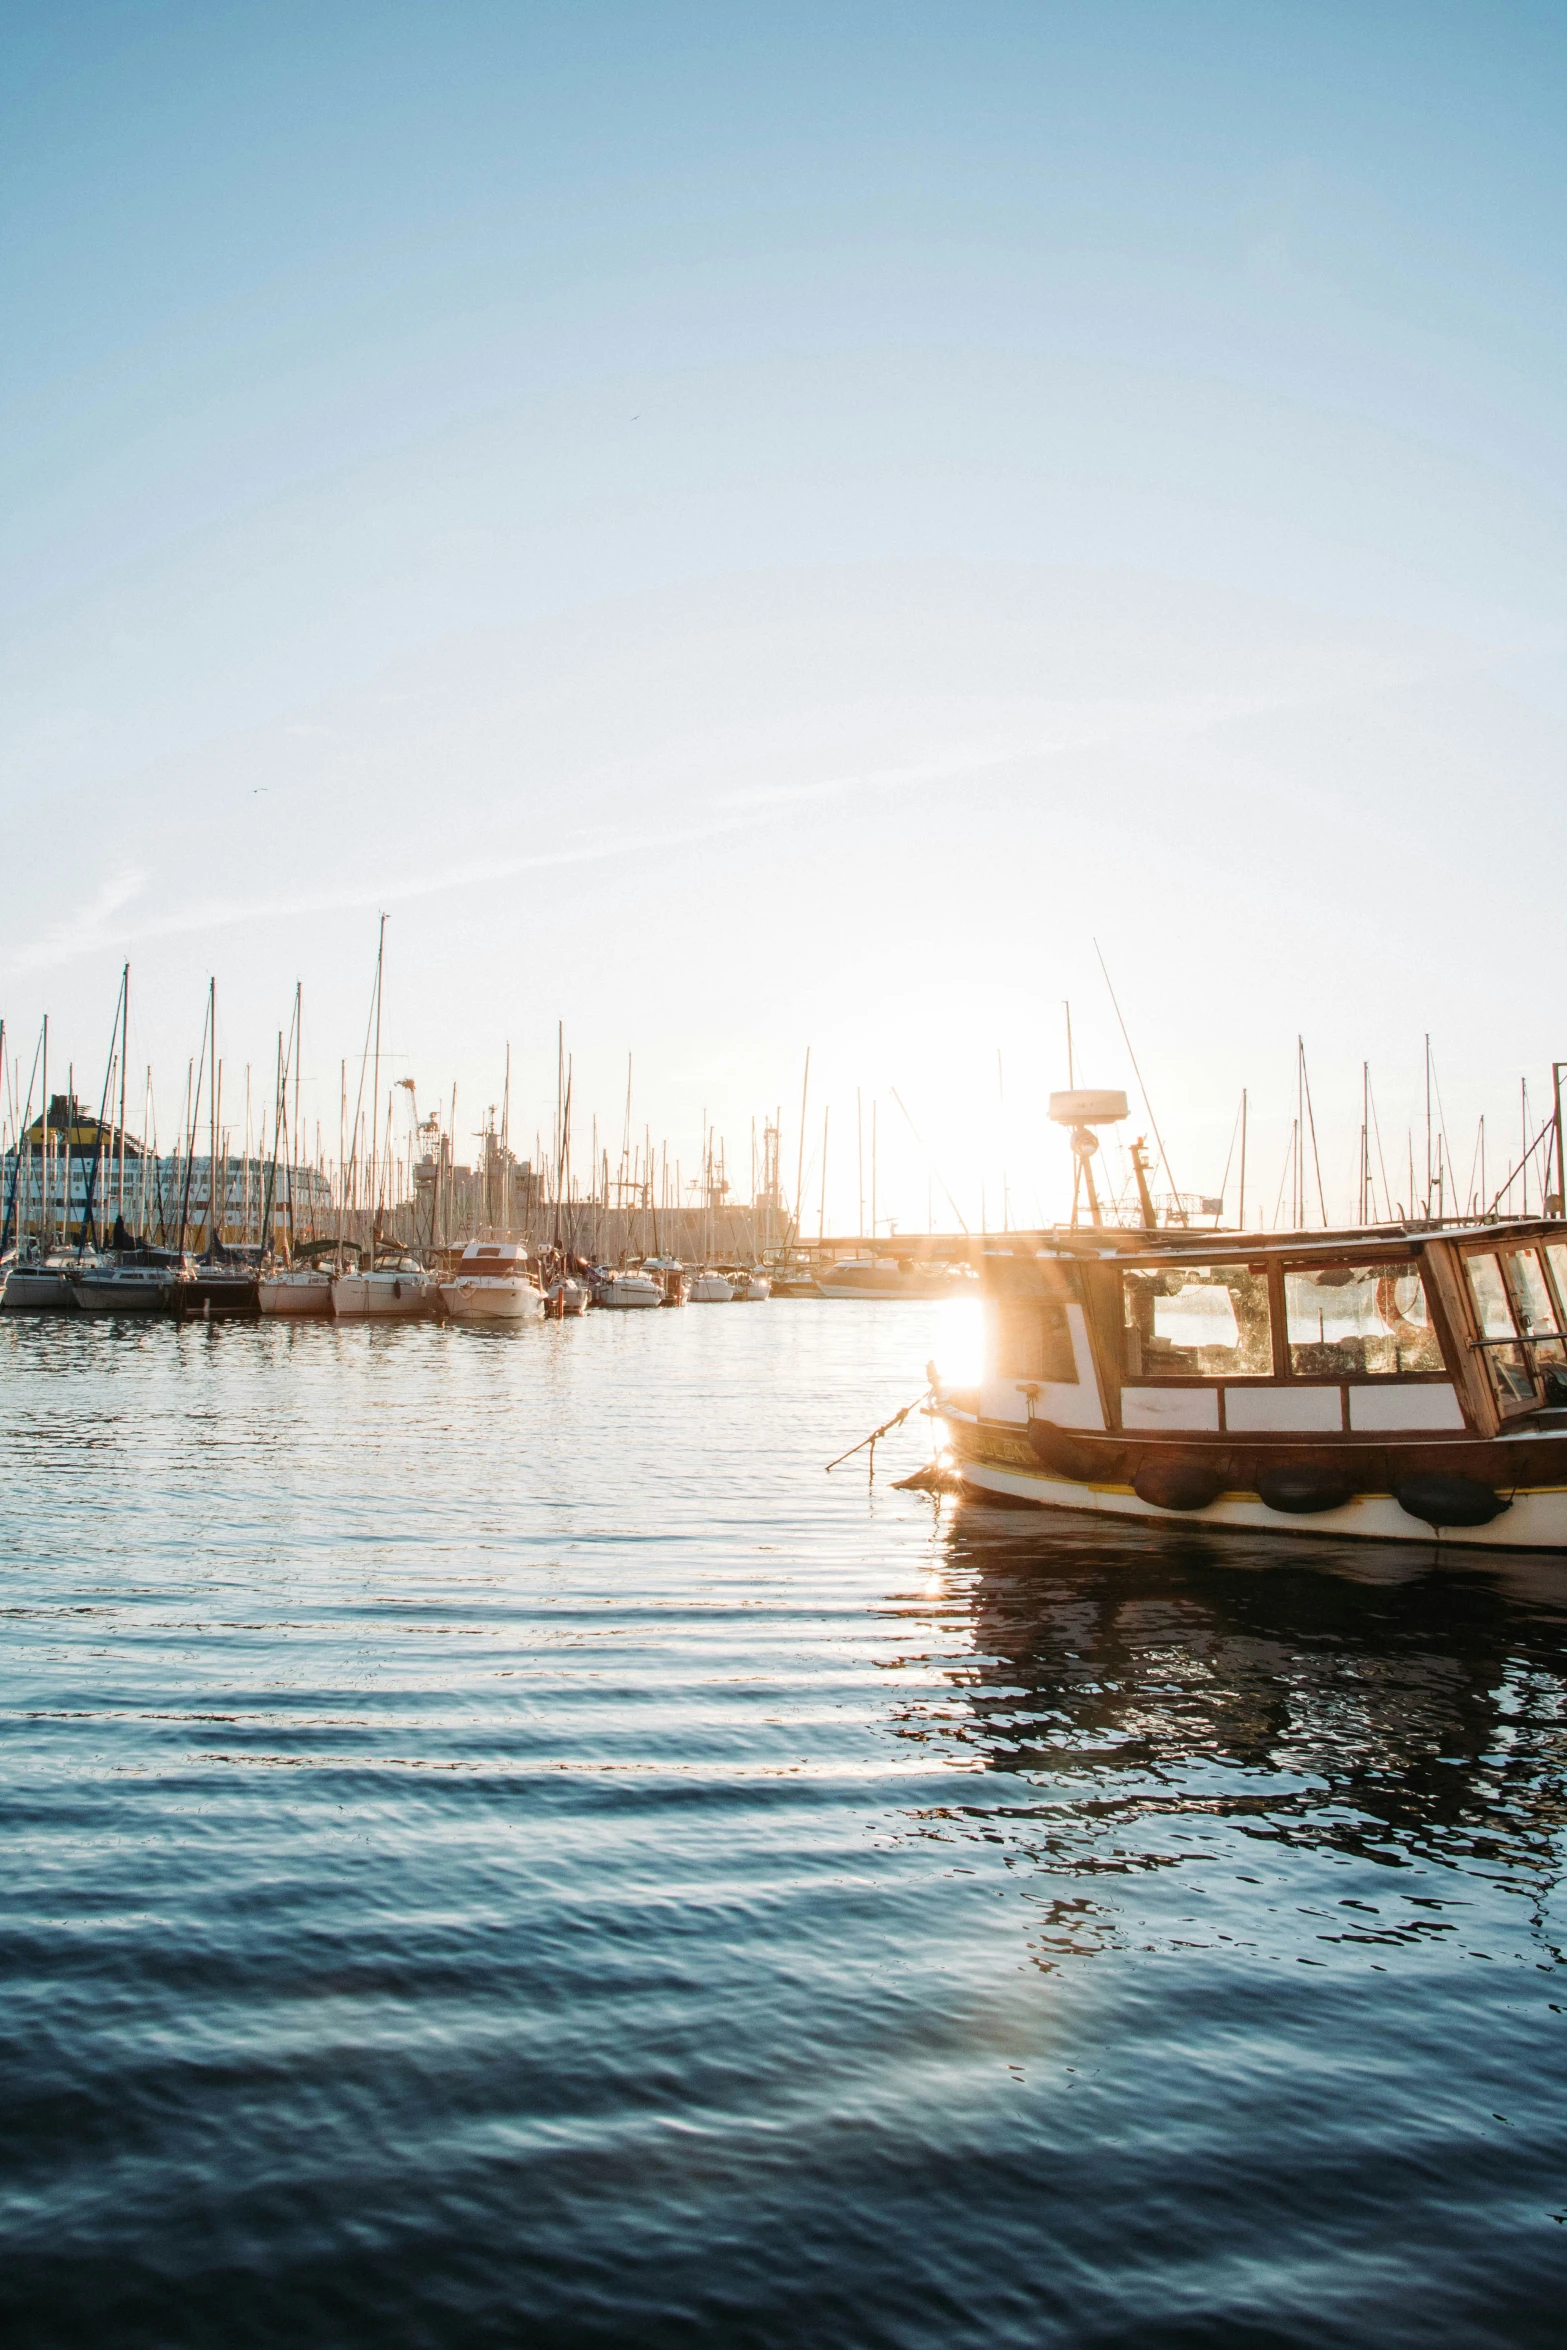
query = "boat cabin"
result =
(977, 1220, 1567, 1443)
(456, 1241, 532, 1271)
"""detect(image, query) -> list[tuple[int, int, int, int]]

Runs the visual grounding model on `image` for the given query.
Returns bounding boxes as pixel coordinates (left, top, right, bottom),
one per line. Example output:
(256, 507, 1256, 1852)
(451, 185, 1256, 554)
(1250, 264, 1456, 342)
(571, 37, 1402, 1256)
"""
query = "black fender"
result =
(1393, 1472, 1508, 1529)
(1133, 1455, 1223, 1512)
(1257, 1465, 1355, 1515)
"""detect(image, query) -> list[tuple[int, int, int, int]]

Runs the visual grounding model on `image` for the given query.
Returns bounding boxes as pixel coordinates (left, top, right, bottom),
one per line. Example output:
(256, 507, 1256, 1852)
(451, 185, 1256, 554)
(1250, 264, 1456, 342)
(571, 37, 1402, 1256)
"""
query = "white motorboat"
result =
(258, 1265, 335, 1316)
(439, 1241, 545, 1324)
(331, 1256, 438, 1319)
(730, 1268, 771, 1301)
(689, 1270, 735, 1302)
(544, 1277, 590, 1317)
(593, 1268, 663, 1309)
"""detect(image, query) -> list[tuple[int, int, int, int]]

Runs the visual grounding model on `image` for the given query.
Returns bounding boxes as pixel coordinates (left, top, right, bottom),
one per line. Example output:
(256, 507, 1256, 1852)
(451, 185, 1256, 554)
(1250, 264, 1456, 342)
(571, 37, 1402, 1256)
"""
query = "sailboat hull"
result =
(331, 1271, 437, 1318)
(258, 1271, 335, 1316)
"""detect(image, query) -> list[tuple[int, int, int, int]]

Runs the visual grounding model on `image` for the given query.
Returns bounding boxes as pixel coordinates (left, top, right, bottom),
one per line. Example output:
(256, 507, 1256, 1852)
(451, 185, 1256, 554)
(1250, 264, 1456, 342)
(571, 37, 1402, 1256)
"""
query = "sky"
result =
(3, 2, 1565, 1231)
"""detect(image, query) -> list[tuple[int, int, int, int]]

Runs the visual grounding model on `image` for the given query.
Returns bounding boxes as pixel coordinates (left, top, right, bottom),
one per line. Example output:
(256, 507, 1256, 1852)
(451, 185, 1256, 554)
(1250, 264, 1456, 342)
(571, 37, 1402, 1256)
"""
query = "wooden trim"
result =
(1080, 1260, 1126, 1430)
(1102, 1372, 1452, 1389)
(1267, 1262, 1289, 1379)
(1420, 1240, 1499, 1437)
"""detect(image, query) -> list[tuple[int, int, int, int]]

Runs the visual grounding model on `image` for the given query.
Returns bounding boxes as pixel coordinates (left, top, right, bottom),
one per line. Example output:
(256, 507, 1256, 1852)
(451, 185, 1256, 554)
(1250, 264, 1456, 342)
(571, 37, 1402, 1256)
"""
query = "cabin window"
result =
(1121, 1264, 1271, 1378)
(1544, 1243, 1567, 1323)
(1464, 1252, 1537, 1405)
(1284, 1263, 1444, 1377)
(990, 1296, 1078, 1384)
(1504, 1250, 1566, 1363)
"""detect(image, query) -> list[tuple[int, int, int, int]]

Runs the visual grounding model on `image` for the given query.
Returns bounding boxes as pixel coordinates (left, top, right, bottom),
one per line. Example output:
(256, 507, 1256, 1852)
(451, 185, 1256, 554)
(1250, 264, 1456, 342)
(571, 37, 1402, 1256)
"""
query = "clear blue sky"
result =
(4, 4, 1565, 1223)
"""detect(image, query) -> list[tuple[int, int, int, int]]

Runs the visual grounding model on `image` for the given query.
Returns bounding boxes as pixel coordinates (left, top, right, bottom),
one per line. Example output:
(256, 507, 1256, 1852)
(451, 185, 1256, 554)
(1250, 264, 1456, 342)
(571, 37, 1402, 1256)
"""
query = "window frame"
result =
(1454, 1239, 1567, 1420)
(1114, 1250, 1457, 1390)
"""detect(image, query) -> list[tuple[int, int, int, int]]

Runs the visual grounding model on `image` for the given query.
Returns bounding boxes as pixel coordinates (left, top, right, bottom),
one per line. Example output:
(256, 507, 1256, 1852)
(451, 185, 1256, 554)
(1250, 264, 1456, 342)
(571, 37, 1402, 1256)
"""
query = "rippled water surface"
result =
(2, 1301, 1565, 2347)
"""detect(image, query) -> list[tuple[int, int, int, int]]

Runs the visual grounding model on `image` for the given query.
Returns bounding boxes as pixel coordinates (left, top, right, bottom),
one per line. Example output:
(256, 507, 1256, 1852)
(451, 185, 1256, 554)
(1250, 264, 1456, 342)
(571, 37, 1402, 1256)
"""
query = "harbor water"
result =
(1, 1301, 1564, 2346)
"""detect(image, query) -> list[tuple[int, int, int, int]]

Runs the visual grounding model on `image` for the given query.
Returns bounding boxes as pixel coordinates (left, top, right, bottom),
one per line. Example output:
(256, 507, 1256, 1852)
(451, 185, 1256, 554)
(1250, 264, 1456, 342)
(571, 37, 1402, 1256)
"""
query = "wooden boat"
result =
(934, 1213, 1567, 1547)
(438, 1240, 545, 1324)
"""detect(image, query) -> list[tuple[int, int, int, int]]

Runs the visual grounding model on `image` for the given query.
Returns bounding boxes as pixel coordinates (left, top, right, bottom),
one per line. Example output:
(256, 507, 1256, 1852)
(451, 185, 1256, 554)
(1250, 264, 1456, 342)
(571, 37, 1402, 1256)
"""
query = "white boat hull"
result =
(69, 1267, 174, 1313)
(951, 1452, 1567, 1550)
(258, 1271, 335, 1316)
(4, 1264, 78, 1310)
(595, 1276, 662, 1309)
(689, 1274, 734, 1302)
(331, 1270, 437, 1319)
(439, 1278, 545, 1323)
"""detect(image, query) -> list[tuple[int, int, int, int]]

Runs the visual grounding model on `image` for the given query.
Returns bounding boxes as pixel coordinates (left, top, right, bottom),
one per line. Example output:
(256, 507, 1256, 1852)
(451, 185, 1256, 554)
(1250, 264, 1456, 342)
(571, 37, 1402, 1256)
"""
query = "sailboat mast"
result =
(40, 1014, 48, 1248)
(208, 979, 217, 1247)
(793, 1048, 810, 1253)
(117, 967, 129, 1228)
(369, 915, 385, 1256)
(502, 1042, 511, 1236)
(292, 983, 303, 1247)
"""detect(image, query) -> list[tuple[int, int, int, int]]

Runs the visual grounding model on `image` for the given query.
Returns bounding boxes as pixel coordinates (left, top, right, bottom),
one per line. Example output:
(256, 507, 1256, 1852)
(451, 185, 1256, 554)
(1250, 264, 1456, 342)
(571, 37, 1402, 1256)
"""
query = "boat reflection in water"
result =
(900, 1499, 1567, 1968)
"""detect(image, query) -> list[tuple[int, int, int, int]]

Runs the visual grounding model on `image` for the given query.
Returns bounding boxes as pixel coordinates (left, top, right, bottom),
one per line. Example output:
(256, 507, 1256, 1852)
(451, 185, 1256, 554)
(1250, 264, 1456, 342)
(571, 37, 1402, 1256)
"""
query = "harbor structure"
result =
(1, 1098, 332, 1251)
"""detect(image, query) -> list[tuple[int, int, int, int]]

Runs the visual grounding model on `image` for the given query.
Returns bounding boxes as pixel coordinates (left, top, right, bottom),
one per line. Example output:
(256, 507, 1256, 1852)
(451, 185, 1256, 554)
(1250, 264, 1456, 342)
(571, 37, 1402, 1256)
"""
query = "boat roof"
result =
(989, 1216, 1566, 1265)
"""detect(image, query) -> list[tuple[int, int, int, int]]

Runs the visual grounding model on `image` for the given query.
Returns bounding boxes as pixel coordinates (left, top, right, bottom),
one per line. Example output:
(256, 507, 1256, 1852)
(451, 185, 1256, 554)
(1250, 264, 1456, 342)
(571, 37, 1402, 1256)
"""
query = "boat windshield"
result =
(1284, 1264, 1444, 1377)
(1122, 1264, 1272, 1378)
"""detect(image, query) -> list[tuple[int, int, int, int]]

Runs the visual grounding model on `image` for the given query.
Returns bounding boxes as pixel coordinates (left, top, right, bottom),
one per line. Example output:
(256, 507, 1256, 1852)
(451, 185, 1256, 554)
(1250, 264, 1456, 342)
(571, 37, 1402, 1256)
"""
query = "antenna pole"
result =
(1238, 1088, 1248, 1230)
(1094, 942, 1183, 1220)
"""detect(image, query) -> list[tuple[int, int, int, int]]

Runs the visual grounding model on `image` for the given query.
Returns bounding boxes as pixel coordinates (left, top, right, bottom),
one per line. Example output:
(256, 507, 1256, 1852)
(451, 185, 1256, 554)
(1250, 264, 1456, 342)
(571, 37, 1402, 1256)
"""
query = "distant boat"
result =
(3, 1252, 80, 1311)
(544, 1276, 590, 1317)
(332, 1255, 438, 1319)
(592, 1268, 663, 1310)
(439, 1241, 545, 1324)
(817, 1259, 973, 1300)
(730, 1268, 771, 1301)
(69, 1243, 181, 1313)
(258, 1265, 335, 1316)
(768, 1269, 820, 1299)
(642, 1257, 689, 1305)
(177, 1252, 261, 1317)
(689, 1269, 734, 1303)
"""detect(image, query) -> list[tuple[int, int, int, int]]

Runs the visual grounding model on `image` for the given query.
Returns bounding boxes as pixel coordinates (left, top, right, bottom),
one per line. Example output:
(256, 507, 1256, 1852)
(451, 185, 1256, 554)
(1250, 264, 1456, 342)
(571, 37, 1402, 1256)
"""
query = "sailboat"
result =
(331, 920, 437, 1321)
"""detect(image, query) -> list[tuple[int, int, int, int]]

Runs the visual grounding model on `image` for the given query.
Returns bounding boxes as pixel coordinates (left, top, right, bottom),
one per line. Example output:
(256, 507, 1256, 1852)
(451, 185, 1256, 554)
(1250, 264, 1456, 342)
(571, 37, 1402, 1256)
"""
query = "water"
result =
(1, 1301, 1564, 2348)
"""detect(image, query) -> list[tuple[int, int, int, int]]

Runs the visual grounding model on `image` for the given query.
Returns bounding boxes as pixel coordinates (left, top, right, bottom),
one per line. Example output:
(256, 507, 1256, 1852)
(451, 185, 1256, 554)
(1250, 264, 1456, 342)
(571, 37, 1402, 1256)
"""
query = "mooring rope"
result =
(824, 1388, 932, 1481)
